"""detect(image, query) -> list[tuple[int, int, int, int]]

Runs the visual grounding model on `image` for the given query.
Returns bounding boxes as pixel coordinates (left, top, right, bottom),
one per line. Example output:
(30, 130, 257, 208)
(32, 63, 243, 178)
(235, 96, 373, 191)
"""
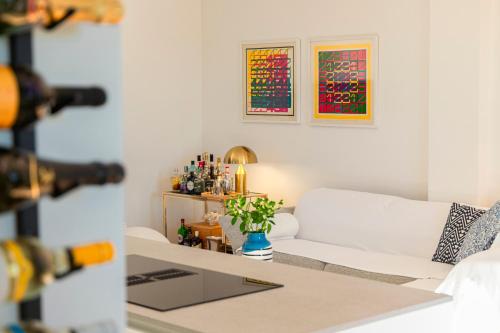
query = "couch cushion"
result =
(455, 201, 500, 263)
(294, 188, 451, 258)
(432, 203, 486, 264)
(272, 238, 453, 280)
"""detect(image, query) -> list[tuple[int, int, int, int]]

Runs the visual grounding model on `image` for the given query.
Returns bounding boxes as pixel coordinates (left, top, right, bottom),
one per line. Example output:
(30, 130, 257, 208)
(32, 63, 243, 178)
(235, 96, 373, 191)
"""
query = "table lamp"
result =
(223, 146, 258, 194)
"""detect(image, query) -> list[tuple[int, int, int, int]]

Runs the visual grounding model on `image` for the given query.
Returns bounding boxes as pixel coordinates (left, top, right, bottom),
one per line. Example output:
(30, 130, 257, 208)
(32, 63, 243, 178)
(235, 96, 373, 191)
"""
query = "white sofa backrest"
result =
(294, 188, 452, 259)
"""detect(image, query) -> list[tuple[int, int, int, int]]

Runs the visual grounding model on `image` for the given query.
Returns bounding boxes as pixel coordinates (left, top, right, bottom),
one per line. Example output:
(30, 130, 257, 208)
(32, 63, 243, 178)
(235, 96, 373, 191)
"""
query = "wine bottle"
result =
(186, 161, 196, 195)
(3, 320, 117, 333)
(177, 218, 188, 245)
(182, 227, 193, 246)
(0, 0, 124, 34)
(0, 238, 114, 302)
(191, 231, 202, 249)
(0, 65, 106, 129)
(179, 166, 188, 193)
(0, 147, 125, 213)
(209, 154, 215, 180)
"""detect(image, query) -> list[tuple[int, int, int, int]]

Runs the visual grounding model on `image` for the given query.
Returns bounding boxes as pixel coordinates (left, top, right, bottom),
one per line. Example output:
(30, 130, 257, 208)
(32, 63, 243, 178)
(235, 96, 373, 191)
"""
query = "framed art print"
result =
(242, 39, 299, 123)
(310, 35, 378, 127)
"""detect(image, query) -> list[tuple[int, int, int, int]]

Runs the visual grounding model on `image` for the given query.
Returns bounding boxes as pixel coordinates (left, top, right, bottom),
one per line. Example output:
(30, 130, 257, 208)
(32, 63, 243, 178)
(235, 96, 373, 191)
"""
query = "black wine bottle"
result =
(0, 0, 123, 35)
(0, 64, 106, 129)
(0, 147, 125, 212)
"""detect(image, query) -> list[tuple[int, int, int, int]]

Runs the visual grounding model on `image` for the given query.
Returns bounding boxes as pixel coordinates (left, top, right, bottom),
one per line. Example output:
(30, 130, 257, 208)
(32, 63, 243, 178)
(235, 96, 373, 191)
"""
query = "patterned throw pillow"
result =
(432, 203, 486, 264)
(454, 201, 500, 264)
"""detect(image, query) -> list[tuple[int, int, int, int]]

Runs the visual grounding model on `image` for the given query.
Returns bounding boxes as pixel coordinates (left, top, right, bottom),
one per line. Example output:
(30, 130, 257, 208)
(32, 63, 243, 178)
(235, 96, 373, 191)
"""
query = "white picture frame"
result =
(241, 39, 300, 124)
(308, 35, 379, 128)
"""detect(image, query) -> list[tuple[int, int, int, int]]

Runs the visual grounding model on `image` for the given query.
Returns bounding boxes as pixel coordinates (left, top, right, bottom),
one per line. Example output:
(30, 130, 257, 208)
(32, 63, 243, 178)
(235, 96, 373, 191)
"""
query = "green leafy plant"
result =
(225, 196, 284, 235)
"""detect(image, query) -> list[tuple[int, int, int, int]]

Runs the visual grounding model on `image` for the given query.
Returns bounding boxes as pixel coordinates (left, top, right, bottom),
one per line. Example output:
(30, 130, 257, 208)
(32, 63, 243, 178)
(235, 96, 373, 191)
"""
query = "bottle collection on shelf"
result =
(171, 153, 233, 196)
(0, 1, 124, 330)
(176, 219, 202, 248)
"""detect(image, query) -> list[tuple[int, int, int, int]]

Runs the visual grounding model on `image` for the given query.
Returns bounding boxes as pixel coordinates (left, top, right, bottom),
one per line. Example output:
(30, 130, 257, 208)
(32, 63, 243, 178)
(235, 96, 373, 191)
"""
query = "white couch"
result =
(271, 188, 461, 291)
(220, 188, 500, 331)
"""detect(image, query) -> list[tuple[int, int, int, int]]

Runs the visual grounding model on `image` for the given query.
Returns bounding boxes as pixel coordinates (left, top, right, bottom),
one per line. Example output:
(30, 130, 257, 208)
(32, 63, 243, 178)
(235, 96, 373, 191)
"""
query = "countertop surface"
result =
(126, 236, 450, 333)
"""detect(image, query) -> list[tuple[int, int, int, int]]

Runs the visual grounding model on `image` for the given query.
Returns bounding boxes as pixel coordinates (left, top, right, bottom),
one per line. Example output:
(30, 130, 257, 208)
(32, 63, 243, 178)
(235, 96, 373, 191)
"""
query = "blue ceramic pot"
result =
(242, 232, 273, 262)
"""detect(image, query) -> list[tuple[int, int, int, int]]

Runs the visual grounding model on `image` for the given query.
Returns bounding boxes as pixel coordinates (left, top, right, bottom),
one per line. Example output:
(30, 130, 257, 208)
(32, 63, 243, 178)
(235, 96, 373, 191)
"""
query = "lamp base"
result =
(235, 164, 247, 194)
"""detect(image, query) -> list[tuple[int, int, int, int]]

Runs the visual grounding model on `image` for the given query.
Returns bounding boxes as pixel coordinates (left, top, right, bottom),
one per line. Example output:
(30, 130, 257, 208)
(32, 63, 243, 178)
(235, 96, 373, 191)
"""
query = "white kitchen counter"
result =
(126, 236, 453, 333)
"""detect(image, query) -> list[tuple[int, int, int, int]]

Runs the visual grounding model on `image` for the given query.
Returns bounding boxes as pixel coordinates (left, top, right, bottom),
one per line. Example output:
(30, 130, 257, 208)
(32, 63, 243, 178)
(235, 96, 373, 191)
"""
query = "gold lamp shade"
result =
(223, 146, 258, 194)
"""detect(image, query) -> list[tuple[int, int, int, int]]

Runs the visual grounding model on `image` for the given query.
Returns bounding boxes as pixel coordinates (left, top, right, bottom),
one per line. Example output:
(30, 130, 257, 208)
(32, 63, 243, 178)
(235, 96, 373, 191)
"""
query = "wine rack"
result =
(8, 30, 41, 321)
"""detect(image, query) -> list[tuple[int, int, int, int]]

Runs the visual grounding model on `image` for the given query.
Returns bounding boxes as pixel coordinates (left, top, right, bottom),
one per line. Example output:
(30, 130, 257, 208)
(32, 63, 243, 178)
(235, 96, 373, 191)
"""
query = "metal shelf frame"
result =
(9, 30, 42, 321)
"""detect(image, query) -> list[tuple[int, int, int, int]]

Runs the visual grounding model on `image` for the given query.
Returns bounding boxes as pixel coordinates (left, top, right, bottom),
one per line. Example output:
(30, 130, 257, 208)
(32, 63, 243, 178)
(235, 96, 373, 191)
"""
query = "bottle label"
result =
(177, 234, 184, 244)
(187, 181, 194, 191)
(0, 66, 19, 128)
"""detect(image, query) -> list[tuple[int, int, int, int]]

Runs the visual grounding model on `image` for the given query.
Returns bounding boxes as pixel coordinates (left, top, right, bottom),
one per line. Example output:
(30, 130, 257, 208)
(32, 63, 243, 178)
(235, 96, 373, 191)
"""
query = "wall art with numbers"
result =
(310, 36, 378, 127)
(242, 40, 299, 123)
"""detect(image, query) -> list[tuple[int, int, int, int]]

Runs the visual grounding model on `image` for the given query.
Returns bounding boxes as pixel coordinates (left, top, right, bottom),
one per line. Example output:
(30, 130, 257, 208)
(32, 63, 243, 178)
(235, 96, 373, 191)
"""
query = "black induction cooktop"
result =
(126, 255, 283, 312)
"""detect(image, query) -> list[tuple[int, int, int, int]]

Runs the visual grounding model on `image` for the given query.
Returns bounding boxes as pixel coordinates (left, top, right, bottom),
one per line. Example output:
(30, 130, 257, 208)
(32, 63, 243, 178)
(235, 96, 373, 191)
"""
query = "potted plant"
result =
(225, 196, 283, 261)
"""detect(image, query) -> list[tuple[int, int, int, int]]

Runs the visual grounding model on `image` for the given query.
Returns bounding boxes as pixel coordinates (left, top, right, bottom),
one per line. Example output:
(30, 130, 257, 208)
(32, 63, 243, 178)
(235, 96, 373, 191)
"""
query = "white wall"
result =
(35, 25, 125, 329)
(202, 0, 430, 206)
(122, 0, 203, 230)
(428, 0, 500, 206)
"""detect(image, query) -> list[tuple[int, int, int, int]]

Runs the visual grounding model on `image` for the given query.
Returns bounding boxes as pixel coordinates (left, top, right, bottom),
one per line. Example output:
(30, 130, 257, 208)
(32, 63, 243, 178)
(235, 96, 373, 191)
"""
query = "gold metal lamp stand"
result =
(223, 146, 258, 194)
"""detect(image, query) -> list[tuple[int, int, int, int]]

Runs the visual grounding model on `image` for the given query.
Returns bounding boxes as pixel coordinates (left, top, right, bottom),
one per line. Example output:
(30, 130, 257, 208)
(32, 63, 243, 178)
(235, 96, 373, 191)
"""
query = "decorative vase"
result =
(242, 232, 273, 262)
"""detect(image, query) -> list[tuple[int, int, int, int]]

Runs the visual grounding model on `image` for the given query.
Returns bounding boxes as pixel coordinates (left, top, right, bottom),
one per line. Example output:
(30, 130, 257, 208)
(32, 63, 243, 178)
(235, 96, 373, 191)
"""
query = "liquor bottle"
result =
(209, 154, 215, 180)
(0, 238, 114, 302)
(0, 147, 125, 213)
(215, 157, 223, 178)
(182, 227, 193, 246)
(3, 320, 117, 333)
(193, 169, 205, 195)
(222, 165, 232, 194)
(0, 65, 106, 129)
(179, 166, 188, 193)
(170, 168, 180, 191)
(177, 218, 188, 245)
(196, 155, 202, 173)
(191, 231, 202, 249)
(0, 0, 124, 35)
(212, 175, 223, 196)
(186, 161, 196, 195)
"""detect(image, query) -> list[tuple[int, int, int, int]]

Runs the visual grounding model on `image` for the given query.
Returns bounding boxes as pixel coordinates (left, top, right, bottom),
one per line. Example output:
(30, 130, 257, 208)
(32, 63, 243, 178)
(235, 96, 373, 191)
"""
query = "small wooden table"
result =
(127, 237, 453, 333)
(185, 222, 222, 250)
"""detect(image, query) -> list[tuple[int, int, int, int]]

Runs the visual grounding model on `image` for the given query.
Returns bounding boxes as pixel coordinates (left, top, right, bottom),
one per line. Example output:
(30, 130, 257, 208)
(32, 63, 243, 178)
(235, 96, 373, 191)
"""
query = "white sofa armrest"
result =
(437, 247, 500, 333)
(438, 247, 500, 296)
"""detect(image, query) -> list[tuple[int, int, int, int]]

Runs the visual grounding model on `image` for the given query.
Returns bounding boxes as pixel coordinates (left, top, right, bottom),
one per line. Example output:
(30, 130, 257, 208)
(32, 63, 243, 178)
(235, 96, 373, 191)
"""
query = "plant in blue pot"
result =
(225, 196, 283, 262)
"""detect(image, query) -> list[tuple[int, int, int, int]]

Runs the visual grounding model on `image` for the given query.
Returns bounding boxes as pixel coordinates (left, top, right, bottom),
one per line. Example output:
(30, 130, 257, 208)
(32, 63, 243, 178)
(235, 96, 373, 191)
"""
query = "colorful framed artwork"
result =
(310, 35, 378, 127)
(242, 40, 299, 123)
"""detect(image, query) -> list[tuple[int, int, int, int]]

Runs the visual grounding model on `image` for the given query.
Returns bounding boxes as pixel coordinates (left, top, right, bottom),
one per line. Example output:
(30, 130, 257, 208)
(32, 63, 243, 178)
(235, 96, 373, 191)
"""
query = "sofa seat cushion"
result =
(272, 239, 453, 280)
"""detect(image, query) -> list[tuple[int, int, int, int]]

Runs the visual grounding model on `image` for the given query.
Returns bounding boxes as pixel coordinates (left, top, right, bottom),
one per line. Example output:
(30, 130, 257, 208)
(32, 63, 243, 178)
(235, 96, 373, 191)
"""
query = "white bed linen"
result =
(272, 238, 453, 279)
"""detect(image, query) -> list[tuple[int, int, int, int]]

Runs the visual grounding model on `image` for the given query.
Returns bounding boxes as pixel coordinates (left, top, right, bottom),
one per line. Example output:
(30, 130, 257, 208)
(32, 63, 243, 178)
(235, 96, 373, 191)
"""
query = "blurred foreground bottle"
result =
(0, 0, 124, 34)
(0, 238, 115, 302)
(3, 320, 117, 333)
(0, 65, 106, 129)
(0, 147, 125, 212)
